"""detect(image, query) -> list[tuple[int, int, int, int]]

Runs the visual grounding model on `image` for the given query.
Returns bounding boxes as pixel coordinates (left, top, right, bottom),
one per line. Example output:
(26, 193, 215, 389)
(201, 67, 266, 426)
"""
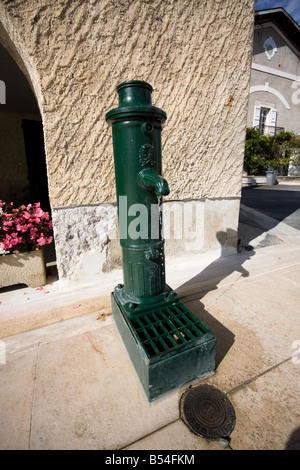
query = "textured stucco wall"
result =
(0, 0, 255, 286)
(0, 0, 254, 206)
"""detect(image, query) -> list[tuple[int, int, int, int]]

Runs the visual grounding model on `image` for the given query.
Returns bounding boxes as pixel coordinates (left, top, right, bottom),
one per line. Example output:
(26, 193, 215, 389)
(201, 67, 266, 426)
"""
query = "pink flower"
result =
(34, 208, 44, 218)
(30, 228, 38, 240)
(1, 200, 53, 254)
(4, 240, 13, 249)
(37, 236, 46, 246)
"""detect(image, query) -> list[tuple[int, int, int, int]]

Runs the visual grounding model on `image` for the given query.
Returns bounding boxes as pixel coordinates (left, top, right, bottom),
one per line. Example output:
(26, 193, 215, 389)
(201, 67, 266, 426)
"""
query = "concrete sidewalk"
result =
(0, 206, 300, 450)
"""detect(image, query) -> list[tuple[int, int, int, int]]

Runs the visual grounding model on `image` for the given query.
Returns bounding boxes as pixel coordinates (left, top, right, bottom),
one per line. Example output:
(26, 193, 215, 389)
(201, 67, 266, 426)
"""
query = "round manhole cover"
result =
(180, 384, 236, 439)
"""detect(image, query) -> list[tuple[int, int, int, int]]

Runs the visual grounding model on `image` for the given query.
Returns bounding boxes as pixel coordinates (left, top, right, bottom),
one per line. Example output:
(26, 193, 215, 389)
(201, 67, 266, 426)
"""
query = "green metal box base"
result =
(111, 292, 216, 402)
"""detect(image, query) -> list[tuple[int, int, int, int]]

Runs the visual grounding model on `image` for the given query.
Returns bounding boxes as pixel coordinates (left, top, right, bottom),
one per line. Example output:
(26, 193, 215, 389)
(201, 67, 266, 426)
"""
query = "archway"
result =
(0, 36, 57, 280)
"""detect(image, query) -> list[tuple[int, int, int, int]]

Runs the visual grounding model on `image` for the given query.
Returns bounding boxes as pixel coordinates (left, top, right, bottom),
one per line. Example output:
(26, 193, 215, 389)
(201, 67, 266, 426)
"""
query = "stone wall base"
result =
(52, 198, 240, 289)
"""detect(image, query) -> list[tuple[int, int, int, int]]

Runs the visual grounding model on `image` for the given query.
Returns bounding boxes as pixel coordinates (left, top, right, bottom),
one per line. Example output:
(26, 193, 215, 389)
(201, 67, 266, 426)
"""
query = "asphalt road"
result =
(241, 184, 300, 231)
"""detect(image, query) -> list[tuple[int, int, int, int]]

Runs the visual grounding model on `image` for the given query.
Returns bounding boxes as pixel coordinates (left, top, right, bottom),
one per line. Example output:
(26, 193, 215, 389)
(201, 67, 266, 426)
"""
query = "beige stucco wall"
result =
(0, 0, 254, 206)
(0, 0, 255, 287)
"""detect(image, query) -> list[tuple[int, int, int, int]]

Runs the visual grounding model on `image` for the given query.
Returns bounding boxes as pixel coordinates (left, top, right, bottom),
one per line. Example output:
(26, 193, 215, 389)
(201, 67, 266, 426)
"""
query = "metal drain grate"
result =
(129, 303, 210, 358)
(180, 384, 236, 439)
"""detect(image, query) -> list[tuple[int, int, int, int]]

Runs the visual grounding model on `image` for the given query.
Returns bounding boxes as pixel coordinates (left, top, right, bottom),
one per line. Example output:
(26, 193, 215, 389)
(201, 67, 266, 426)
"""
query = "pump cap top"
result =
(105, 80, 166, 124)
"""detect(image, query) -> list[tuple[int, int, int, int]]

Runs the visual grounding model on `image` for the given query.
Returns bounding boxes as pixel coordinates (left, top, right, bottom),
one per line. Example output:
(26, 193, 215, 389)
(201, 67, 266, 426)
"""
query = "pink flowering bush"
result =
(0, 200, 53, 255)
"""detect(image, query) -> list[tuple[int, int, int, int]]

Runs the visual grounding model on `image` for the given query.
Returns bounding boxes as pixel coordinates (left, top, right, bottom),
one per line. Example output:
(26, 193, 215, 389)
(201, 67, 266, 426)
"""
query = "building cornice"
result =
(251, 63, 300, 82)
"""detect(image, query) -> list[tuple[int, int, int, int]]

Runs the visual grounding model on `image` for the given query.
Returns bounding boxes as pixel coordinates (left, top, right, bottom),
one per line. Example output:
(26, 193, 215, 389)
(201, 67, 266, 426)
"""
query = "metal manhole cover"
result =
(180, 384, 236, 439)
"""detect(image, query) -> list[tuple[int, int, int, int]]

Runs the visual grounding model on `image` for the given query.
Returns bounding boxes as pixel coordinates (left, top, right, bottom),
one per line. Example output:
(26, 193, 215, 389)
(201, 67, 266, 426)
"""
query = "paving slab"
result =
(0, 347, 36, 450)
(229, 359, 300, 450)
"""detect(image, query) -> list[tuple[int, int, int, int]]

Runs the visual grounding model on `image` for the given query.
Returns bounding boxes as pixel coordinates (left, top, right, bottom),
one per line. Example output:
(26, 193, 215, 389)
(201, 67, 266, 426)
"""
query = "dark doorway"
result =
(22, 119, 50, 213)
(21, 119, 57, 269)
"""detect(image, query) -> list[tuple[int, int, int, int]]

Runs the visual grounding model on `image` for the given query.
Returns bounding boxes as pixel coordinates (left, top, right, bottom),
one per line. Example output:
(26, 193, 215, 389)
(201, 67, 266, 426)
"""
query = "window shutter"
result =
(268, 108, 277, 126)
(266, 108, 277, 135)
(253, 106, 260, 128)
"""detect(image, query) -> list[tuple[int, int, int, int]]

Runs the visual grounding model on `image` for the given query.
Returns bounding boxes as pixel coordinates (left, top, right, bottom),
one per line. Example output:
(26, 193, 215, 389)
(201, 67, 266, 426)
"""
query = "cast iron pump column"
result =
(106, 80, 172, 314)
(106, 80, 216, 401)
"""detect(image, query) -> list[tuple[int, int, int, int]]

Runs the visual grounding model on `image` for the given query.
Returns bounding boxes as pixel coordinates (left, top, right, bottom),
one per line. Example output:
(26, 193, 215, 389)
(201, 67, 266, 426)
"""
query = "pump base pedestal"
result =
(111, 291, 216, 402)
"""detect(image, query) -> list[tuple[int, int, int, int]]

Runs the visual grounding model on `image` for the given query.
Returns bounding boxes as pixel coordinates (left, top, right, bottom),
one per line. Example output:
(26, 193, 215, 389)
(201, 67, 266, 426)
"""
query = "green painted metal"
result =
(111, 293, 216, 401)
(106, 81, 216, 401)
(106, 80, 171, 314)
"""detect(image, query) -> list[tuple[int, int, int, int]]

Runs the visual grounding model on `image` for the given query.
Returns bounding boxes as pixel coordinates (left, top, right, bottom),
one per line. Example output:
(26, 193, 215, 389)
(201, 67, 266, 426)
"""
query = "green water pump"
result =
(106, 80, 216, 401)
(106, 80, 172, 314)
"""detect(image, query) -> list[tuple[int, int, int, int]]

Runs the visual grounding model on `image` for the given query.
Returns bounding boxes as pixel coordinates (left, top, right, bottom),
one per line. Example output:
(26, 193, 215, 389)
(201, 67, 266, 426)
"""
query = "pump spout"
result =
(137, 168, 170, 196)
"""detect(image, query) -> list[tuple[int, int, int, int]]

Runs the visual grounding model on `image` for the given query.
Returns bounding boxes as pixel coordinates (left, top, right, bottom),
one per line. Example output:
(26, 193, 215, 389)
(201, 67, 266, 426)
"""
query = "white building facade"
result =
(247, 8, 300, 137)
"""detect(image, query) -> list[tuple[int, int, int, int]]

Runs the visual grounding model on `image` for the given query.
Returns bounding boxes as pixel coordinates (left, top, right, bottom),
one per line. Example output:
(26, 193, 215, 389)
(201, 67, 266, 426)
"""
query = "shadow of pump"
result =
(176, 230, 255, 368)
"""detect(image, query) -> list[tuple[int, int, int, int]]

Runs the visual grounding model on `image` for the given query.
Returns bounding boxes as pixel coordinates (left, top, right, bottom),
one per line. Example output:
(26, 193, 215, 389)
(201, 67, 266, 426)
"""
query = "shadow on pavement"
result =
(177, 230, 255, 368)
(239, 185, 300, 250)
(241, 185, 300, 226)
(176, 184, 300, 369)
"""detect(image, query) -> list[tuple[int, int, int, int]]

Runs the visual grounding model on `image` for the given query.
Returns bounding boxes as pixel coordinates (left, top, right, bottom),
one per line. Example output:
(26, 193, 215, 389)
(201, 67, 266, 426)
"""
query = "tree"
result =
(244, 128, 299, 175)
(244, 127, 268, 175)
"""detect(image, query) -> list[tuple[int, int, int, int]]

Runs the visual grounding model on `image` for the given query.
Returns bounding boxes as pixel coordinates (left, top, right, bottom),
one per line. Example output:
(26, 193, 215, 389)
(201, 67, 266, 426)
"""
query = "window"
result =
(259, 107, 269, 134)
(253, 105, 278, 135)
